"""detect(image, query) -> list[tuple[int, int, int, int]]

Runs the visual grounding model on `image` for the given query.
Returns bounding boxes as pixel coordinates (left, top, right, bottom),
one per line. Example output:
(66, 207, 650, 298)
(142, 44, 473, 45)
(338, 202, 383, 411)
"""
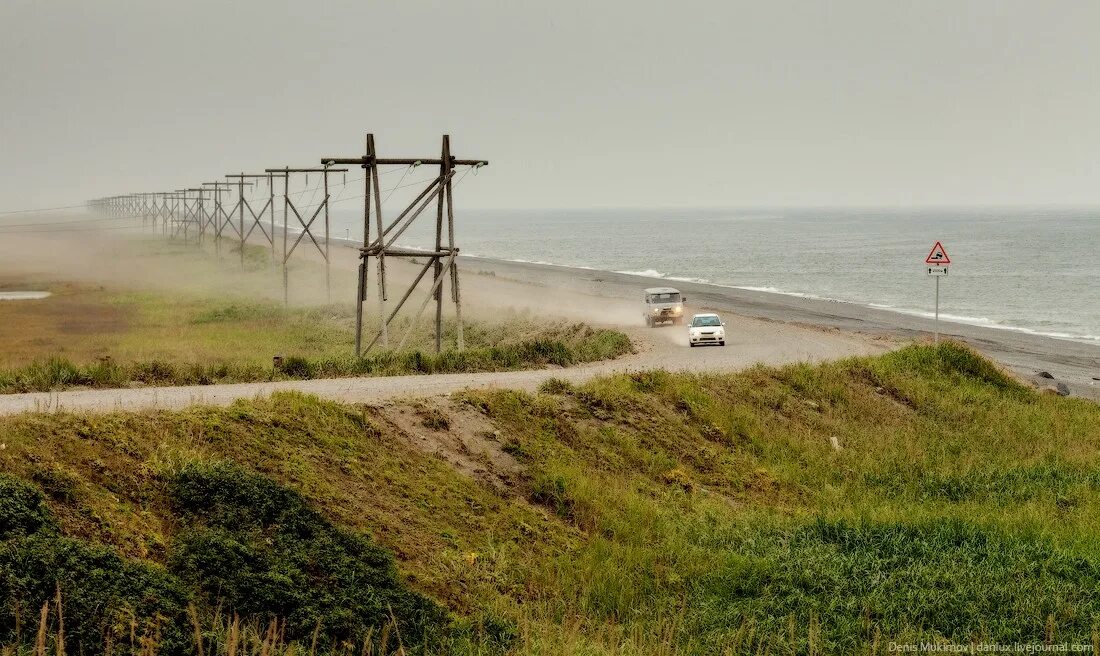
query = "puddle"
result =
(0, 291, 51, 301)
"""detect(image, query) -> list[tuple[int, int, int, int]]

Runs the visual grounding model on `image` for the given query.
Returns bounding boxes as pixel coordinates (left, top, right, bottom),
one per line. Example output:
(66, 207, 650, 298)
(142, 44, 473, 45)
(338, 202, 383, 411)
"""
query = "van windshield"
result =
(648, 293, 680, 303)
(691, 316, 721, 327)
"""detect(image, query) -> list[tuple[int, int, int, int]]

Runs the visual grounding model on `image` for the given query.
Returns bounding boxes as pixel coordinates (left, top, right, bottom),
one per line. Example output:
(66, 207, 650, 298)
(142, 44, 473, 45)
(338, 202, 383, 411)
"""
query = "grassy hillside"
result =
(0, 282, 631, 392)
(1, 343, 1098, 654)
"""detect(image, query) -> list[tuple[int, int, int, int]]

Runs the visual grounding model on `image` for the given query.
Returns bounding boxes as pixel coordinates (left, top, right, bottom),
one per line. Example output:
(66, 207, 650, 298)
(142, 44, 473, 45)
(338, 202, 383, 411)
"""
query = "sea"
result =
(323, 205, 1100, 344)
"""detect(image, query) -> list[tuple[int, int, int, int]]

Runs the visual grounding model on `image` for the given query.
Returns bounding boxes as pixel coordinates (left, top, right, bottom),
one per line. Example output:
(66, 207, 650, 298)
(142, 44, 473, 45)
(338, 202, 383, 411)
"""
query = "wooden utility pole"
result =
(181, 188, 212, 243)
(201, 182, 234, 255)
(224, 173, 284, 267)
(323, 133, 487, 356)
(262, 166, 346, 304)
(87, 132, 486, 358)
(214, 178, 255, 267)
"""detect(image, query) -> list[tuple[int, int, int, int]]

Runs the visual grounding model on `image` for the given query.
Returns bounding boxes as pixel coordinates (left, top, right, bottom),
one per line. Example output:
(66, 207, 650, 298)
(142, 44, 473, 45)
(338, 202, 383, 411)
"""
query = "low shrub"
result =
(0, 475, 53, 539)
(0, 475, 189, 655)
(276, 355, 313, 379)
(168, 461, 449, 650)
(530, 473, 575, 520)
(0, 467, 464, 655)
(538, 377, 575, 395)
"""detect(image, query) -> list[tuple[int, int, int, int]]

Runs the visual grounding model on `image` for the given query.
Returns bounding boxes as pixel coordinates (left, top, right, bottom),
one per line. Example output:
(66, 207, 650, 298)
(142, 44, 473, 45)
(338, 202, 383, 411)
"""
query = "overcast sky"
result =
(1, 0, 1097, 210)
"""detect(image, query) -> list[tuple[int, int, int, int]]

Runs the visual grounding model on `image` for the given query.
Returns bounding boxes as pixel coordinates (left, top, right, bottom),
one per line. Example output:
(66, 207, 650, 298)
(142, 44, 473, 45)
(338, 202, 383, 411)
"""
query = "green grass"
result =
(0, 465, 460, 655)
(1, 343, 1099, 654)
(0, 290, 632, 392)
(0, 256, 634, 391)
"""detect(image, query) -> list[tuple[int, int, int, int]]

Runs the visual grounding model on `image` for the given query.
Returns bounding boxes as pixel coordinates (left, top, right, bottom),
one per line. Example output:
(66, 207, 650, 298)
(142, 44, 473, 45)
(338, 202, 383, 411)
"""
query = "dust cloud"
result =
(0, 214, 648, 333)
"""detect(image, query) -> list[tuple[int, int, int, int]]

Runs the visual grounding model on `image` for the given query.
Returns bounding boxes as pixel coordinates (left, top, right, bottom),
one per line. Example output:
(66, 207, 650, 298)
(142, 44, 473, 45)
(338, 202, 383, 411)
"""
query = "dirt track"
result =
(0, 317, 887, 415)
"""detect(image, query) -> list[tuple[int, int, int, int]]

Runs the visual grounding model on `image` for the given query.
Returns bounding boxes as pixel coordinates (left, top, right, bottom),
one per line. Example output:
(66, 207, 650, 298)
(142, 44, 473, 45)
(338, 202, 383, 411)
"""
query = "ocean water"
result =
(325, 206, 1100, 344)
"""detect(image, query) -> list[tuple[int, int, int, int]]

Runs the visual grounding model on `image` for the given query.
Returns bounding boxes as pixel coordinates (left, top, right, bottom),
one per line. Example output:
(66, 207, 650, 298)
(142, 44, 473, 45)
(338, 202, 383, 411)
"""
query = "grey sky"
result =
(1, 0, 1097, 210)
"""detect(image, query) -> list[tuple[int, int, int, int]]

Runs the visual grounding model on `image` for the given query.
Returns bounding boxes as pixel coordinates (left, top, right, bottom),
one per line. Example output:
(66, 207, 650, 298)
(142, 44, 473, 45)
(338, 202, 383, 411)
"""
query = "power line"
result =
(381, 165, 414, 205)
(0, 214, 134, 228)
(0, 223, 140, 235)
(0, 203, 86, 216)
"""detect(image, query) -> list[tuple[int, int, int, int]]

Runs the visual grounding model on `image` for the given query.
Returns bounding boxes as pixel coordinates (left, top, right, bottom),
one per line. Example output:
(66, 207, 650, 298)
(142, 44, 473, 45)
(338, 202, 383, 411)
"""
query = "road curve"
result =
(0, 320, 887, 415)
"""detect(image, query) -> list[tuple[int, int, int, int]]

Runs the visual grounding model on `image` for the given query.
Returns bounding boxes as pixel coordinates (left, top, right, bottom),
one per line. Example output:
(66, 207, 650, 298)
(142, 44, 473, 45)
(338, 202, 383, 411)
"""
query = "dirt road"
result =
(0, 318, 887, 415)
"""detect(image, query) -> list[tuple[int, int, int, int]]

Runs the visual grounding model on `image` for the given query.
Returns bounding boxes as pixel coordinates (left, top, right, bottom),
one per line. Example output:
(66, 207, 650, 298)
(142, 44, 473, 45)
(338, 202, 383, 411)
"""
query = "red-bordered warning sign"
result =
(925, 241, 951, 265)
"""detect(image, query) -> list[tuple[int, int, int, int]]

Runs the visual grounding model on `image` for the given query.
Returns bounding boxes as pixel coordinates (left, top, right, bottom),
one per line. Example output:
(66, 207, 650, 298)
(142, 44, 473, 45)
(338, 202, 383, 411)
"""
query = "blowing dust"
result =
(0, 216, 650, 336)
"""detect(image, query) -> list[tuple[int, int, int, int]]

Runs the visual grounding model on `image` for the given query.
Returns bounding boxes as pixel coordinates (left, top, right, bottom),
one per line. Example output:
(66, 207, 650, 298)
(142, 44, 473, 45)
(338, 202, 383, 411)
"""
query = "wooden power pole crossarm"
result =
(322, 157, 487, 167)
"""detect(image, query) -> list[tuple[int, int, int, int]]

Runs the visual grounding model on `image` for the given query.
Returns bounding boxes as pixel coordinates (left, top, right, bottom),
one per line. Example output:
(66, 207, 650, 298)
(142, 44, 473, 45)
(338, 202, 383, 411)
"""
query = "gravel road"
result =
(0, 319, 887, 415)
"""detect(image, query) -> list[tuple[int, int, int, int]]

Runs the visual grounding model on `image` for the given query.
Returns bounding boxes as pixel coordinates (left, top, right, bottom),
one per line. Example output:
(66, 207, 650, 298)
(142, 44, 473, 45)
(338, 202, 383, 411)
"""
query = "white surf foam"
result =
(0, 291, 51, 301)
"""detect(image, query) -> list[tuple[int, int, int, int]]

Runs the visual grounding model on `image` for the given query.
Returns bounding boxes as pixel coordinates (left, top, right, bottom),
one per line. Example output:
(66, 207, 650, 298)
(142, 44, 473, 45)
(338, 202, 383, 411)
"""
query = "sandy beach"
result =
(456, 253, 1100, 399)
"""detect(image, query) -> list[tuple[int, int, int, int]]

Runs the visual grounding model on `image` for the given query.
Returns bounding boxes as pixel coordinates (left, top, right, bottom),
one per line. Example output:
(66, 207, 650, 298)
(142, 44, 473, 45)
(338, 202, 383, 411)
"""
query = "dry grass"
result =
(0, 283, 632, 392)
(19, 598, 413, 656)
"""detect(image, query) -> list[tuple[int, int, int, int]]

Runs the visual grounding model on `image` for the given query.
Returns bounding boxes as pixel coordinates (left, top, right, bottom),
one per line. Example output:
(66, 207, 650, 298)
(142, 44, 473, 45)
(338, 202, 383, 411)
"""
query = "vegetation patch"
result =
(168, 461, 448, 650)
(0, 277, 633, 393)
(691, 517, 1100, 652)
(0, 475, 189, 654)
(0, 465, 458, 655)
(0, 318, 632, 393)
(1, 344, 1098, 654)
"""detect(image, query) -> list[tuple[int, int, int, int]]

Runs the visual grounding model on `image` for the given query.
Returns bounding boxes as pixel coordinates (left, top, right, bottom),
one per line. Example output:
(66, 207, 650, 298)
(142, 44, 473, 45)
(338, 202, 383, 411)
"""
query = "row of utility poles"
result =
(87, 133, 487, 355)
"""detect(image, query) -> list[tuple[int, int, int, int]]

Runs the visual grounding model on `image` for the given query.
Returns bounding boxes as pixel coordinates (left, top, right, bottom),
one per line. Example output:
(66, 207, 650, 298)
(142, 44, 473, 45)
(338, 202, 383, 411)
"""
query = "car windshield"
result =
(691, 316, 721, 327)
(648, 293, 680, 303)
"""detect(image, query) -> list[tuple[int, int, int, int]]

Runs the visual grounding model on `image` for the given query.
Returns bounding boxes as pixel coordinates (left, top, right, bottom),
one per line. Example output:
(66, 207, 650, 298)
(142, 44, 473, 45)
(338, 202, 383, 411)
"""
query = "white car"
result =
(688, 313, 726, 347)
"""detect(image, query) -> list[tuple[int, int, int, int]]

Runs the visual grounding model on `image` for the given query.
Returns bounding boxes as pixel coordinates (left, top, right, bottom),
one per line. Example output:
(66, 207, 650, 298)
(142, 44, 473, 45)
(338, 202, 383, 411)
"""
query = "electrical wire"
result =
(0, 203, 87, 216)
(0, 224, 144, 235)
(380, 165, 414, 206)
(87, 165, 409, 214)
(330, 173, 442, 206)
(0, 214, 137, 228)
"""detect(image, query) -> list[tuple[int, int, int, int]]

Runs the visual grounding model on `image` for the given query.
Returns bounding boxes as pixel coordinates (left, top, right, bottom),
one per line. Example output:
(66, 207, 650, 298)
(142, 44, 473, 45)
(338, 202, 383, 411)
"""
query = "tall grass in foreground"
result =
(6, 596, 418, 656)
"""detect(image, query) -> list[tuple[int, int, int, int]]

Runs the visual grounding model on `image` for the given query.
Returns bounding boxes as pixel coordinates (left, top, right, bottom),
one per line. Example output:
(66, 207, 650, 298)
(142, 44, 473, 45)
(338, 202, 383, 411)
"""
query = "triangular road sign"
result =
(925, 241, 951, 264)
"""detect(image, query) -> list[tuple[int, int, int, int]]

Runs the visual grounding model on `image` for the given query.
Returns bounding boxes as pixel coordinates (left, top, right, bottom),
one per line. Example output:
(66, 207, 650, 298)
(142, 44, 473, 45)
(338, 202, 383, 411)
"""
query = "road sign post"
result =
(925, 241, 951, 344)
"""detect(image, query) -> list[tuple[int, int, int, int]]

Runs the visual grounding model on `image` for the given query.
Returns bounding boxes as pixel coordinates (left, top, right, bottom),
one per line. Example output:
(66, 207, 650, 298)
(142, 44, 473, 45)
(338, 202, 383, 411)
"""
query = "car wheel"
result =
(689, 343, 696, 347)
(719, 341, 725, 346)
